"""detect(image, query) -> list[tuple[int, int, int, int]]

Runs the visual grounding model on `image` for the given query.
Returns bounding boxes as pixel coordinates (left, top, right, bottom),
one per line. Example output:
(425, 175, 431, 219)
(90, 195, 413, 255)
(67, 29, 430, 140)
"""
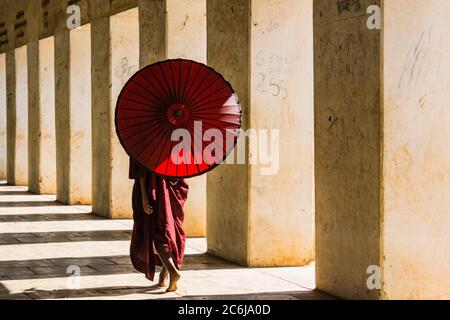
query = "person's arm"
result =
(140, 176, 153, 215)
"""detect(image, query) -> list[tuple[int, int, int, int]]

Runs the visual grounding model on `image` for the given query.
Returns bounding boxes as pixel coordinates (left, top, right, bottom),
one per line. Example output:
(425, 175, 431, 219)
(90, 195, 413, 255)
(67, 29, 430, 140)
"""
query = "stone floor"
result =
(0, 182, 334, 300)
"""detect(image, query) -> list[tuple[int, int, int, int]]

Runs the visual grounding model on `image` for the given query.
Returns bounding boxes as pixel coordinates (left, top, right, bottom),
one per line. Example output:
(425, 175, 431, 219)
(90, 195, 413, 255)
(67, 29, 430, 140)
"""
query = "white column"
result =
(382, 0, 450, 300)
(0, 54, 6, 179)
(110, 8, 139, 217)
(69, 25, 92, 204)
(314, 0, 450, 300)
(14, 46, 28, 186)
(207, 0, 314, 266)
(38, 37, 56, 194)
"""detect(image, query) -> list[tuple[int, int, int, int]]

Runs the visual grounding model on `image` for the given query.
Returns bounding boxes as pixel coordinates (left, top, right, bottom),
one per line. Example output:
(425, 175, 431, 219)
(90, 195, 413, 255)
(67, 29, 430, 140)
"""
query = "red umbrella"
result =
(115, 59, 242, 178)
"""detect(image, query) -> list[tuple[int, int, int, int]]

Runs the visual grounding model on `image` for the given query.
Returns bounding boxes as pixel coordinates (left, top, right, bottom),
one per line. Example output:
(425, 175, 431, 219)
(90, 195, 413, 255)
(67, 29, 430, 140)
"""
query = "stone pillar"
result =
(14, 46, 28, 186)
(0, 54, 6, 179)
(314, 0, 450, 299)
(139, 0, 207, 236)
(207, 0, 314, 266)
(55, 25, 92, 205)
(5, 50, 15, 185)
(27, 41, 39, 192)
(91, 8, 139, 219)
(28, 37, 57, 194)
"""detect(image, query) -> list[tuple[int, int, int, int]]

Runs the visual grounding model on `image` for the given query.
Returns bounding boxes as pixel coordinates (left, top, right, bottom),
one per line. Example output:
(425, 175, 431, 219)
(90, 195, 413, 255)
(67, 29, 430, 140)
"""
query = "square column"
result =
(55, 25, 92, 205)
(14, 46, 28, 186)
(207, 0, 314, 266)
(0, 54, 6, 179)
(5, 50, 15, 185)
(314, 0, 450, 299)
(91, 9, 139, 218)
(139, 0, 207, 236)
(28, 37, 57, 194)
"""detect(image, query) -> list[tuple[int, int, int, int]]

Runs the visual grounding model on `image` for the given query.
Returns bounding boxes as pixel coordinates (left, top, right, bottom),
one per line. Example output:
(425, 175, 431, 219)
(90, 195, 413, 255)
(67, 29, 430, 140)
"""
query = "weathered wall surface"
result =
(27, 40, 40, 193)
(14, 45, 28, 186)
(55, 31, 70, 202)
(382, 0, 450, 300)
(248, 0, 314, 266)
(5, 50, 15, 185)
(110, 8, 139, 218)
(0, 53, 6, 178)
(69, 24, 92, 204)
(314, 0, 382, 299)
(207, 0, 314, 266)
(207, 0, 250, 265)
(91, 13, 111, 217)
(38, 37, 56, 194)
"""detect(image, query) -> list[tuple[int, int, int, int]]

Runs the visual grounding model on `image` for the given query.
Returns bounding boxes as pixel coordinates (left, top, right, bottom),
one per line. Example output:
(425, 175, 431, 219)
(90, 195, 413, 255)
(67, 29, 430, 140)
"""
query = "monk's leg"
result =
(158, 265, 169, 288)
(155, 243, 181, 292)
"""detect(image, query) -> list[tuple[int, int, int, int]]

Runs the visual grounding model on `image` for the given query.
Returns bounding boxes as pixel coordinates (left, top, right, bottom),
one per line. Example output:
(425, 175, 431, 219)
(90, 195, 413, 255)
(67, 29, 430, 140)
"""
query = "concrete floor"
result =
(0, 182, 333, 300)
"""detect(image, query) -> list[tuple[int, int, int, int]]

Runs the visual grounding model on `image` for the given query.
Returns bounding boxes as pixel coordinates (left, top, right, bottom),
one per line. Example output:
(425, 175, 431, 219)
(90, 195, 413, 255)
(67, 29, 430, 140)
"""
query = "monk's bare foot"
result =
(166, 270, 181, 292)
(158, 267, 169, 288)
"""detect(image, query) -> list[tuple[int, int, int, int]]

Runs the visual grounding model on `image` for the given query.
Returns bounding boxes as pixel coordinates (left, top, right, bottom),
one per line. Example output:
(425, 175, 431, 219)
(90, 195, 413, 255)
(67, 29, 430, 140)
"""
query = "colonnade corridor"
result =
(0, 181, 333, 300)
(0, 0, 449, 302)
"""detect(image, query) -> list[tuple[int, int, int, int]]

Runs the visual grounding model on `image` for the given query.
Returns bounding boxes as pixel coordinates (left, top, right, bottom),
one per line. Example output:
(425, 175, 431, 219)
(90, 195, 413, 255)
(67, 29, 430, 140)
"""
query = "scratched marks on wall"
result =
(398, 29, 433, 90)
(115, 57, 138, 87)
(254, 21, 289, 101)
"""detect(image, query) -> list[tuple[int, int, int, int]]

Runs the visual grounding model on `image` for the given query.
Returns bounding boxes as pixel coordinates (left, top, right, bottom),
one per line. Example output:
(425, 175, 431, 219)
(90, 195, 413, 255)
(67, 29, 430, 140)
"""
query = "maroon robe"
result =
(129, 158, 189, 281)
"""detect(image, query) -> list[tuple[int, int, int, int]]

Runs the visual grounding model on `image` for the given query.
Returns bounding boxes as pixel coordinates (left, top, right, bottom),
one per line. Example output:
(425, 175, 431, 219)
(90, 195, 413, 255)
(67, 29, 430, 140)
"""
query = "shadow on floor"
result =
(0, 201, 65, 208)
(0, 252, 241, 282)
(0, 230, 132, 245)
(0, 284, 166, 300)
(0, 213, 105, 222)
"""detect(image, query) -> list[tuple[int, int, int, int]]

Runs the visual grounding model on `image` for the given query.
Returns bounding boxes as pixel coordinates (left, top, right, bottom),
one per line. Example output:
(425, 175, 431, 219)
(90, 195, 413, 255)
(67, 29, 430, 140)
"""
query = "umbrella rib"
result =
(125, 86, 161, 105)
(187, 80, 228, 108)
(118, 107, 163, 114)
(189, 94, 237, 111)
(130, 76, 170, 107)
(191, 97, 241, 112)
(167, 138, 175, 177)
(120, 96, 162, 110)
(195, 117, 241, 126)
(147, 68, 174, 106)
(182, 122, 200, 175)
(186, 121, 225, 167)
(157, 129, 176, 173)
(118, 114, 164, 121)
(138, 71, 173, 106)
(184, 70, 215, 106)
(158, 64, 177, 103)
(180, 61, 193, 104)
(120, 117, 168, 142)
(127, 121, 172, 162)
(142, 125, 173, 169)
(191, 111, 241, 116)
(168, 61, 178, 102)
(185, 122, 209, 173)
(177, 60, 183, 105)
(183, 64, 202, 105)
(118, 115, 166, 135)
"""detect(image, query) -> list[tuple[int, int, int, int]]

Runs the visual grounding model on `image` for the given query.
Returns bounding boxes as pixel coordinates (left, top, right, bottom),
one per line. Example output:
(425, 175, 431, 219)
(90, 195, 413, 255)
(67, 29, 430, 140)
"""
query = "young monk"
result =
(129, 157, 189, 292)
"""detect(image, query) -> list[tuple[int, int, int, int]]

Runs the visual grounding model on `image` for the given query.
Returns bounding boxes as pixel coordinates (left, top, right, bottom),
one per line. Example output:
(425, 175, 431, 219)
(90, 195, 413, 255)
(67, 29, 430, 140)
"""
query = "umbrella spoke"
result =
(136, 72, 172, 106)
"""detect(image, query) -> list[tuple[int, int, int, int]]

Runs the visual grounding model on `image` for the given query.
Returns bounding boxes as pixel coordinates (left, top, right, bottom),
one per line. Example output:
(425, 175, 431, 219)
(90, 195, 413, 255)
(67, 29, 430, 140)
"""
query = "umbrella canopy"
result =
(115, 59, 242, 178)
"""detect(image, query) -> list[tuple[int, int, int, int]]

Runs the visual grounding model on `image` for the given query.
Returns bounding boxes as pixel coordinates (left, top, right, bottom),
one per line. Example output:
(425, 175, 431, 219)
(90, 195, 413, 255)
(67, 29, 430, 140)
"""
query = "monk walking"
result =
(129, 157, 189, 292)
